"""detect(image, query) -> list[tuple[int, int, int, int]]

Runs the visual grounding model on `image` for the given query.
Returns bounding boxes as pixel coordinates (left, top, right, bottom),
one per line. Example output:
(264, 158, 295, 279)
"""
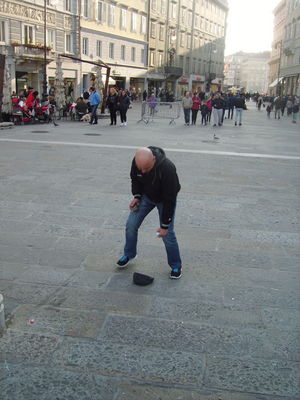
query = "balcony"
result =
(164, 67, 183, 78)
(12, 43, 54, 64)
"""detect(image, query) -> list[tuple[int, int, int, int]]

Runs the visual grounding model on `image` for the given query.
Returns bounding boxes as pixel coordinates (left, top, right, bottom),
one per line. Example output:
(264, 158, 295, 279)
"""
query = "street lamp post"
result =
(207, 42, 217, 92)
(43, 0, 48, 100)
(276, 40, 282, 96)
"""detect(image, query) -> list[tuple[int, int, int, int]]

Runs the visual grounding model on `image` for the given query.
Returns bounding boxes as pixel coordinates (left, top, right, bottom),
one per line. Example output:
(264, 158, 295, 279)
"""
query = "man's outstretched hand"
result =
(129, 198, 140, 211)
(156, 228, 168, 237)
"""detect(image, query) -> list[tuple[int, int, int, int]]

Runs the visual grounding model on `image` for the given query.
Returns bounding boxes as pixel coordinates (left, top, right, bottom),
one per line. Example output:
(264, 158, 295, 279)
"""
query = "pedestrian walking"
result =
(286, 96, 293, 116)
(200, 101, 209, 125)
(107, 87, 118, 125)
(206, 97, 212, 124)
(227, 93, 234, 119)
(211, 93, 224, 127)
(281, 96, 287, 116)
(234, 94, 246, 126)
(274, 96, 282, 120)
(89, 87, 101, 125)
(292, 101, 299, 123)
(182, 92, 192, 126)
(116, 146, 182, 279)
(118, 90, 131, 126)
(266, 103, 273, 118)
(191, 93, 201, 125)
(147, 92, 158, 117)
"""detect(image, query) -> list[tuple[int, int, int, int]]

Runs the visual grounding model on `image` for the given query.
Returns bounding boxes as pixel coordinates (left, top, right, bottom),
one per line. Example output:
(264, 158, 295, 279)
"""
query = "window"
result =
(120, 9, 126, 30)
(96, 40, 102, 57)
(82, 37, 88, 55)
(161, 0, 166, 15)
(65, 33, 72, 53)
(108, 4, 115, 26)
(141, 15, 147, 34)
(179, 55, 184, 68)
(151, 0, 157, 11)
(121, 45, 125, 60)
(171, 2, 177, 19)
(150, 51, 155, 66)
(46, 29, 55, 49)
(141, 48, 145, 64)
(188, 11, 192, 26)
(150, 22, 156, 38)
(97, 1, 106, 22)
(180, 32, 185, 47)
(158, 52, 163, 67)
(181, 8, 186, 24)
(187, 34, 191, 49)
(185, 57, 190, 73)
(65, 0, 71, 11)
(131, 12, 137, 32)
(159, 25, 164, 41)
(0, 21, 6, 43)
(109, 42, 114, 58)
(131, 47, 136, 62)
(83, 0, 89, 17)
(23, 25, 34, 44)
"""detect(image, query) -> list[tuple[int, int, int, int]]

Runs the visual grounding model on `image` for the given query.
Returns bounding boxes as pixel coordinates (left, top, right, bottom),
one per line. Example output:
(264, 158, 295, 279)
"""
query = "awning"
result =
(269, 77, 283, 88)
(102, 75, 116, 85)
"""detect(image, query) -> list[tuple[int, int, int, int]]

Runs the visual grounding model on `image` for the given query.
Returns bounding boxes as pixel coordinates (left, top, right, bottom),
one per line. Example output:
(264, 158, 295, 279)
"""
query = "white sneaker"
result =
(124, 122, 127, 126)
(120, 123, 124, 126)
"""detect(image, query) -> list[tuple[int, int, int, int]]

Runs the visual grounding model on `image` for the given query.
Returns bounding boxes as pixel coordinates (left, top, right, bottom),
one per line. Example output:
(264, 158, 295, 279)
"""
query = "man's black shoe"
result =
(170, 268, 182, 279)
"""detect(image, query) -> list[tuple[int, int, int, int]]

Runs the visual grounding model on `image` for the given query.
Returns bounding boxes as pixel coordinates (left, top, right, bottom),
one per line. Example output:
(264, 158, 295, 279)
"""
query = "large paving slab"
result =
(0, 101, 299, 398)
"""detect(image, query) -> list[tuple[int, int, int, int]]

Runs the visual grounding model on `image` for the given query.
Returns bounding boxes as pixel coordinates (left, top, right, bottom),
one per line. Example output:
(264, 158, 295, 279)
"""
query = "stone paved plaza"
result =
(0, 102, 299, 399)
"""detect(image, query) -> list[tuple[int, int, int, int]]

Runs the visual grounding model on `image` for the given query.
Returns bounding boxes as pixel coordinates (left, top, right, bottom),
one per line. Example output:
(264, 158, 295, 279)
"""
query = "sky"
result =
(225, 0, 279, 55)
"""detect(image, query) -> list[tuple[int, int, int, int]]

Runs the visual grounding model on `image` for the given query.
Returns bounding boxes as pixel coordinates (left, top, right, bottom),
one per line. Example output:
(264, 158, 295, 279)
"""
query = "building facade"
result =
(224, 51, 270, 94)
(0, 0, 228, 102)
(268, 0, 287, 95)
(280, 0, 300, 96)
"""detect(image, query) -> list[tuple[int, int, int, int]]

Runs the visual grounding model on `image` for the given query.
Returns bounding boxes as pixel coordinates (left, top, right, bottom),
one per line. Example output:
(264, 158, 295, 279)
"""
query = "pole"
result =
(43, 0, 47, 100)
(0, 55, 5, 122)
(276, 40, 282, 96)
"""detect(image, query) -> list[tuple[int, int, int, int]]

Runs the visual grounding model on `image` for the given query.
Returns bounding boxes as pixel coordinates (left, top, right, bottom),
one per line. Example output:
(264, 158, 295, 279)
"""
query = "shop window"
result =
(131, 47, 136, 62)
(82, 37, 88, 55)
(109, 42, 114, 59)
(23, 24, 34, 45)
(97, 1, 106, 23)
(121, 45, 125, 61)
(96, 40, 102, 57)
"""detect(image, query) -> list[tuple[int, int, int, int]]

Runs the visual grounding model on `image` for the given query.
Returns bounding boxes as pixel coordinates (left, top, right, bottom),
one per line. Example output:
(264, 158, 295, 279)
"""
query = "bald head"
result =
(135, 147, 156, 174)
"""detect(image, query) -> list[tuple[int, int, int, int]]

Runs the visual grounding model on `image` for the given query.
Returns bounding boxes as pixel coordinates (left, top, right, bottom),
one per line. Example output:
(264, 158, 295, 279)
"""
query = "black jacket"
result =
(130, 146, 181, 228)
(234, 96, 246, 108)
(212, 98, 225, 109)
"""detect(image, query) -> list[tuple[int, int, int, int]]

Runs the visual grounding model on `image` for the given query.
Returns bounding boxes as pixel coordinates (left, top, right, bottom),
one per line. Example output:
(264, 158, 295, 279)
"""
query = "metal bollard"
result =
(0, 293, 6, 331)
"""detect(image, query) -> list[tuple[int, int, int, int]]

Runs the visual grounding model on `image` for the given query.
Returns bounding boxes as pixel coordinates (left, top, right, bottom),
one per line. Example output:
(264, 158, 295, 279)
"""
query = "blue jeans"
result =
(183, 108, 191, 124)
(124, 195, 182, 270)
(90, 104, 98, 124)
(235, 108, 243, 124)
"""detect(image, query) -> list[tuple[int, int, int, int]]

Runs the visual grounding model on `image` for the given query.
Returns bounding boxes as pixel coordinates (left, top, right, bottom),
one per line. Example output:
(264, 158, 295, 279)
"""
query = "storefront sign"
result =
(0, 0, 55, 25)
(178, 77, 188, 83)
(190, 75, 205, 82)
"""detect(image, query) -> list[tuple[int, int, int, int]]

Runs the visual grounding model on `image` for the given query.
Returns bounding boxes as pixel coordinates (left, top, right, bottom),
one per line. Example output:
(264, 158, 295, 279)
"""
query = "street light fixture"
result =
(43, 0, 48, 101)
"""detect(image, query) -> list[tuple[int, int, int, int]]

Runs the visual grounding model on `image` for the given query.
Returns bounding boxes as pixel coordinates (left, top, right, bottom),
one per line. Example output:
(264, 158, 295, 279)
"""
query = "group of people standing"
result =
(182, 91, 247, 128)
(74, 87, 131, 126)
(264, 95, 299, 123)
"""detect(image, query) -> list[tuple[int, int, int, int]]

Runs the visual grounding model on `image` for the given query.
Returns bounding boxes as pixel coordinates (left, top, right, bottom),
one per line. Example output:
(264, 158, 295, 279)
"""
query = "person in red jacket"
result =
(191, 93, 201, 125)
(26, 90, 39, 109)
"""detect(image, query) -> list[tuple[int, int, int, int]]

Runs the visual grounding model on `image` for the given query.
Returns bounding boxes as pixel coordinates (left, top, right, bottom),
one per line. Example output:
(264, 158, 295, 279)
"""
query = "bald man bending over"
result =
(116, 146, 182, 279)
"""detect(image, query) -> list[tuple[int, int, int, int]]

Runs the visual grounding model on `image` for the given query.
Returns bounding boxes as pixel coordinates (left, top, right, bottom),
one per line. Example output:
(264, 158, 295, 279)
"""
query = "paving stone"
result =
(99, 315, 300, 361)
(205, 356, 300, 398)
(148, 298, 264, 328)
(261, 308, 300, 330)
(66, 269, 113, 289)
(0, 363, 117, 400)
(54, 337, 204, 385)
(106, 273, 225, 304)
(115, 382, 288, 400)
(15, 265, 76, 285)
(0, 262, 29, 281)
(47, 286, 151, 315)
(224, 285, 300, 310)
(0, 330, 61, 365)
(9, 304, 106, 338)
